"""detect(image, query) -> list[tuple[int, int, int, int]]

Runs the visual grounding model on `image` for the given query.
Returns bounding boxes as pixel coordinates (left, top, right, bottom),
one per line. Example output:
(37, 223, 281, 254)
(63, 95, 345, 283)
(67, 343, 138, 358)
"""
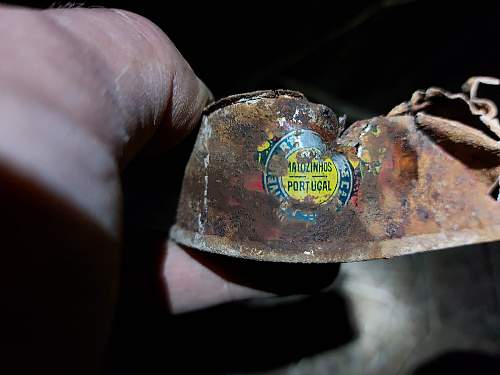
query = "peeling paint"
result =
(172, 82, 500, 263)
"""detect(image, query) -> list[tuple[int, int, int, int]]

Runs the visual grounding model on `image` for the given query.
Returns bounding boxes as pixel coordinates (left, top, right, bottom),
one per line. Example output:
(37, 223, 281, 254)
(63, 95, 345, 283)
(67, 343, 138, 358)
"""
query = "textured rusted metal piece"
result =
(170, 78, 500, 263)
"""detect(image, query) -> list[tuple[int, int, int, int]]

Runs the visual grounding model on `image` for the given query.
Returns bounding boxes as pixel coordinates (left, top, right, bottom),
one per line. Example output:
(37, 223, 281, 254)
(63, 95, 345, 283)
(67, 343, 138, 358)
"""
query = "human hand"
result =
(0, 5, 338, 373)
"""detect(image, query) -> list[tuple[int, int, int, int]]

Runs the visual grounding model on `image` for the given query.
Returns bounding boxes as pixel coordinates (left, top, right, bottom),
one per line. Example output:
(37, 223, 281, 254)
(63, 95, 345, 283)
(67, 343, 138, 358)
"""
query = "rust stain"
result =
(171, 80, 500, 263)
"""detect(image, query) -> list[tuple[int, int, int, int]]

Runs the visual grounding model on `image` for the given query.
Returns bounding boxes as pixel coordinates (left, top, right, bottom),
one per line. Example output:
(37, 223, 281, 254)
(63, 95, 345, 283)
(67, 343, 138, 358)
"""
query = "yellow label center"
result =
(281, 148, 339, 204)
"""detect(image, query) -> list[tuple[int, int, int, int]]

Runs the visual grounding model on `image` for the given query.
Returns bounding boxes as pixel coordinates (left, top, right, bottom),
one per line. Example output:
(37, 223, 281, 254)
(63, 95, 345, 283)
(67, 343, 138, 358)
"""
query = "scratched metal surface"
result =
(171, 84, 500, 263)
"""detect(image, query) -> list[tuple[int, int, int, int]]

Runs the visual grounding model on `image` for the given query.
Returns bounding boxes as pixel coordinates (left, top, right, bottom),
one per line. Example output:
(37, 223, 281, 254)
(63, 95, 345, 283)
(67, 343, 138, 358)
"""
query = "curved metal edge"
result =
(169, 224, 500, 264)
(203, 89, 305, 116)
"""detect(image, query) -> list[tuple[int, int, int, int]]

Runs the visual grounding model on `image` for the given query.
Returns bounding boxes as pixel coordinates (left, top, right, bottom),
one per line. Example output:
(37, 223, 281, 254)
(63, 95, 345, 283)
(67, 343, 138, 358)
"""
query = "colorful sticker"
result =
(257, 129, 354, 221)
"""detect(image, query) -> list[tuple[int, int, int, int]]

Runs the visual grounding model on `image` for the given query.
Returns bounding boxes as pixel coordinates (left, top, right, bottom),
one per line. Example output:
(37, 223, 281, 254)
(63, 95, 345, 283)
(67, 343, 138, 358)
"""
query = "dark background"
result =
(9, 0, 500, 119)
(6, 1, 500, 374)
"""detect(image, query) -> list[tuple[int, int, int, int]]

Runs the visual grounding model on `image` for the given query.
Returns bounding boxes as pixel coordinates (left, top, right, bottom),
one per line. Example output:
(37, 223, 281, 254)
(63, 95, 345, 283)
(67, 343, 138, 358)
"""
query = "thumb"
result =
(8, 5, 212, 166)
(45, 6, 213, 164)
(0, 4, 212, 234)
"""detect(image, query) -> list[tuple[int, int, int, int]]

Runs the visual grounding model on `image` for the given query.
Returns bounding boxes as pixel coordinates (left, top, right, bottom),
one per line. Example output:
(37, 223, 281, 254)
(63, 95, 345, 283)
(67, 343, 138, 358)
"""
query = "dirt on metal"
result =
(170, 77, 500, 263)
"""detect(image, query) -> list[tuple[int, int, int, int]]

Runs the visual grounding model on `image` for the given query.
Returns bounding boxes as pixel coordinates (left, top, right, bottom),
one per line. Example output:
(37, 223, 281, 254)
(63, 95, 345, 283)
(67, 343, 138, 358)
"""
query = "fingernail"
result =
(198, 77, 215, 107)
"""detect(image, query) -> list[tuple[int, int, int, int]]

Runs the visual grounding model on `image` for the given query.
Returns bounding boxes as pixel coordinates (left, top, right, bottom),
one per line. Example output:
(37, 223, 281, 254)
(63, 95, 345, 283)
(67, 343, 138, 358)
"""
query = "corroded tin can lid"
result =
(171, 85, 500, 263)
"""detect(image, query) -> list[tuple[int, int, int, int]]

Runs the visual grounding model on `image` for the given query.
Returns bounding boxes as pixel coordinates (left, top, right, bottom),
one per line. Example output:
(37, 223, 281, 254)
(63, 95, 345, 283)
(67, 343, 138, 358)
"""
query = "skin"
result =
(0, 5, 338, 373)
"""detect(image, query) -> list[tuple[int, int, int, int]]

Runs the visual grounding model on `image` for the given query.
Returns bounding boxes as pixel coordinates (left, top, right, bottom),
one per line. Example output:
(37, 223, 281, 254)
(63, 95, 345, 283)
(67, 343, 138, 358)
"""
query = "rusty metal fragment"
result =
(170, 78, 500, 263)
